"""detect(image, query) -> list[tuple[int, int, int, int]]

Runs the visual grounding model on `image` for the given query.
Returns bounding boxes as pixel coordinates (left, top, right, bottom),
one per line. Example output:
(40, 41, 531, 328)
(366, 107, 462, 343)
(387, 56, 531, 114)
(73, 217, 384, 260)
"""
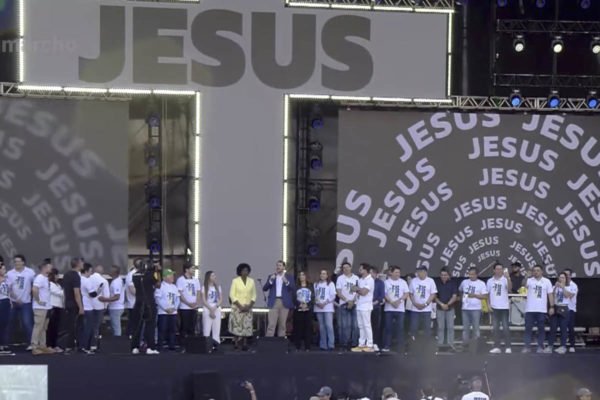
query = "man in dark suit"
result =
(262, 260, 295, 337)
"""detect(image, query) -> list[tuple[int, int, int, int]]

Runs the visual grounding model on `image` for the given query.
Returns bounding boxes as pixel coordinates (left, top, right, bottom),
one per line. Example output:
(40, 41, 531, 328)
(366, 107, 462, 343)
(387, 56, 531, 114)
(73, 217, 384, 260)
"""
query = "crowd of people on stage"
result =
(0, 254, 580, 355)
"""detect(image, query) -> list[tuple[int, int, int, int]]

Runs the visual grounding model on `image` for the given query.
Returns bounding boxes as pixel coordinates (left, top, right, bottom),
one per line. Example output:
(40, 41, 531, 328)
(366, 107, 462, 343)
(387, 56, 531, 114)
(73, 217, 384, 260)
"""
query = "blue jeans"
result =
(491, 309, 511, 348)
(0, 299, 11, 346)
(568, 310, 576, 347)
(410, 312, 431, 338)
(316, 312, 334, 350)
(9, 302, 33, 344)
(437, 308, 455, 347)
(549, 313, 568, 348)
(383, 312, 404, 350)
(462, 310, 481, 343)
(81, 310, 101, 350)
(157, 314, 177, 349)
(337, 305, 358, 348)
(524, 312, 546, 350)
(109, 309, 124, 336)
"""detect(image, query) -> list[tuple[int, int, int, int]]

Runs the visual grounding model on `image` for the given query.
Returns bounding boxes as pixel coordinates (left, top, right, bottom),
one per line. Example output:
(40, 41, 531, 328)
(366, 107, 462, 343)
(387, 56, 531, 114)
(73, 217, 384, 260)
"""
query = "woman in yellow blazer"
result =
(229, 263, 256, 351)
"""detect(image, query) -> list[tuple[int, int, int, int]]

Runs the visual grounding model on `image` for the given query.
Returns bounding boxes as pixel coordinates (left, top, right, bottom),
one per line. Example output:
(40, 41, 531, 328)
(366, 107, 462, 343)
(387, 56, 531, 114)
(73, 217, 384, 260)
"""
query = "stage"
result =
(1, 349, 599, 400)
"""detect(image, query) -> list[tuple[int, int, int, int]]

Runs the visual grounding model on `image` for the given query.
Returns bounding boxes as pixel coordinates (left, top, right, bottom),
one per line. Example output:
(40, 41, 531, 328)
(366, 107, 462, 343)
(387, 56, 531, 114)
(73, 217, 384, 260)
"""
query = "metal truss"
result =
(497, 19, 600, 35)
(494, 74, 600, 89)
(291, 95, 600, 112)
(287, 0, 454, 10)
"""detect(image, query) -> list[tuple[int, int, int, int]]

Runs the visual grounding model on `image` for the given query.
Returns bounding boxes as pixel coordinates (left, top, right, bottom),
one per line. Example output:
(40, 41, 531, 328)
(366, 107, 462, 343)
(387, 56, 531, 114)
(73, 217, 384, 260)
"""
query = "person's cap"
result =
(417, 266, 428, 271)
(511, 262, 522, 267)
(162, 268, 174, 278)
(577, 388, 592, 397)
(382, 387, 396, 397)
(317, 386, 333, 396)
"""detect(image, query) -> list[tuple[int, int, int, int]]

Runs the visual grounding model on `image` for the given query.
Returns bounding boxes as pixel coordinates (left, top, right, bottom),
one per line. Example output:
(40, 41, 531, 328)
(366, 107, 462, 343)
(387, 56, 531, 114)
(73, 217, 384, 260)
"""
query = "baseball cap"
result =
(317, 386, 333, 397)
(382, 387, 397, 398)
(162, 268, 174, 278)
(577, 388, 592, 397)
(417, 266, 428, 271)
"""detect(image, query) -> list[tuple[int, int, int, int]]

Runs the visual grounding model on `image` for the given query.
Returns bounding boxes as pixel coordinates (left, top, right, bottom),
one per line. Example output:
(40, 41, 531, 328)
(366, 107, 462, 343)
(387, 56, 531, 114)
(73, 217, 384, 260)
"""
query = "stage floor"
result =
(1, 349, 599, 400)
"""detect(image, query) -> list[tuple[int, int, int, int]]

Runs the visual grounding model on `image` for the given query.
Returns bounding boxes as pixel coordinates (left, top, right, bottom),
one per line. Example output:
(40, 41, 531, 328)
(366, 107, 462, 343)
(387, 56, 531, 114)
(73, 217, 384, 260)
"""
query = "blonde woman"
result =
(202, 270, 222, 350)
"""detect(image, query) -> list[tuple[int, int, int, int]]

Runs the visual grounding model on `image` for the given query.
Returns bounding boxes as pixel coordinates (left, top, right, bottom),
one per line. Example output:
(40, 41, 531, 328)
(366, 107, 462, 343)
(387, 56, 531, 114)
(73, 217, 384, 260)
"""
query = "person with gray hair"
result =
(382, 387, 399, 400)
(576, 388, 592, 400)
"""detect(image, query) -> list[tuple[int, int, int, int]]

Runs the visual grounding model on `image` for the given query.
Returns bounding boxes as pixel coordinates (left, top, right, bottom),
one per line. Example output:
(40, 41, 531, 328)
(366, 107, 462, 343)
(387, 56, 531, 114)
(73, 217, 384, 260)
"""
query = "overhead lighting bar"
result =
(373, 5, 413, 11)
(414, 8, 455, 14)
(287, 2, 331, 8)
(282, 95, 290, 262)
(193, 92, 201, 266)
(18, 85, 63, 92)
(413, 98, 453, 103)
(330, 95, 371, 101)
(372, 97, 413, 102)
(289, 94, 331, 100)
(108, 88, 152, 95)
(330, 4, 372, 10)
(64, 87, 108, 94)
(153, 89, 196, 96)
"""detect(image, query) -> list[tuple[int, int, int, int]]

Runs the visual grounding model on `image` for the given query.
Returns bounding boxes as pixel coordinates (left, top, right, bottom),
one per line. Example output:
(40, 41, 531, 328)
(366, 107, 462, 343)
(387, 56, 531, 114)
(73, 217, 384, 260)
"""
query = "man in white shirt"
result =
(487, 263, 512, 354)
(88, 265, 115, 351)
(336, 262, 359, 349)
(6, 254, 36, 348)
(409, 266, 437, 339)
(460, 377, 490, 400)
(459, 267, 488, 348)
(351, 263, 375, 352)
(108, 266, 126, 336)
(31, 260, 53, 355)
(382, 266, 409, 352)
(563, 268, 578, 353)
(156, 269, 180, 350)
(522, 264, 555, 353)
(79, 263, 96, 353)
(176, 264, 201, 339)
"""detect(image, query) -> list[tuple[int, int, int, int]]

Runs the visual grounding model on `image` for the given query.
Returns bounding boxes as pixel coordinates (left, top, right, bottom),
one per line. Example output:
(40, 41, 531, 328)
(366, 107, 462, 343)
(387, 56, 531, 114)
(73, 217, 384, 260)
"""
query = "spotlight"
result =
(580, 0, 591, 9)
(513, 35, 525, 52)
(311, 117, 324, 130)
(146, 113, 161, 128)
(149, 196, 161, 209)
(535, 0, 545, 8)
(497, 0, 508, 6)
(591, 38, 600, 54)
(307, 244, 319, 257)
(547, 92, 561, 108)
(309, 141, 323, 170)
(509, 90, 523, 107)
(586, 92, 598, 109)
(307, 182, 323, 212)
(149, 240, 161, 254)
(551, 37, 564, 54)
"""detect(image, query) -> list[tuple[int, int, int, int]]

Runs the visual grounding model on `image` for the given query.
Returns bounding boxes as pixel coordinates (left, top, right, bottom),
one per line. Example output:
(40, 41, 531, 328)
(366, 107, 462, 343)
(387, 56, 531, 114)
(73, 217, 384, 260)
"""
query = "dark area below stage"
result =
(1, 349, 599, 400)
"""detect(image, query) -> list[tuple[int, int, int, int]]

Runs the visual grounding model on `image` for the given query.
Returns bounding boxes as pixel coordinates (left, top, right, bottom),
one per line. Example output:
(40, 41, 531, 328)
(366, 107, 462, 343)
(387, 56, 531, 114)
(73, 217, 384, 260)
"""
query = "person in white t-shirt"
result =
(176, 264, 201, 339)
(79, 263, 96, 353)
(31, 260, 53, 355)
(461, 377, 490, 400)
(382, 266, 409, 352)
(548, 272, 571, 354)
(459, 267, 488, 347)
(409, 266, 438, 339)
(108, 266, 126, 336)
(201, 270, 223, 349)
(522, 265, 555, 353)
(351, 263, 375, 352)
(6, 254, 36, 348)
(563, 268, 578, 353)
(487, 263, 512, 354)
(0, 259, 10, 353)
(314, 269, 336, 351)
(46, 268, 63, 352)
(88, 266, 115, 350)
(155, 269, 180, 351)
(336, 262, 359, 349)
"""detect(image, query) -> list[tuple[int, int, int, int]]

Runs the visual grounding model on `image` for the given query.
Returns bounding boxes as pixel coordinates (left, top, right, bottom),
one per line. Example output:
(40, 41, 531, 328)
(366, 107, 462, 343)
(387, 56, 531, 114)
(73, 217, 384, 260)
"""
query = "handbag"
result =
(555, 305, 569, 318)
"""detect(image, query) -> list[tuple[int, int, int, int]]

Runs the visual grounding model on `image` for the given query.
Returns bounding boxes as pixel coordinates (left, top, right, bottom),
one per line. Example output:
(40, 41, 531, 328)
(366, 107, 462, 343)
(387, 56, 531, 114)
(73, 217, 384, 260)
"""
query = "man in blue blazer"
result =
(263, 260, 295, 337)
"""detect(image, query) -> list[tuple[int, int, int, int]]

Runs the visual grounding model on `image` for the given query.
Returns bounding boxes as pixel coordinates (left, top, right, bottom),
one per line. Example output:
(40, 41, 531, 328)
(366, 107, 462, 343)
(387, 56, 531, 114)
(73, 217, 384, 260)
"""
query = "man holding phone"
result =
(263, 260, 295, 337)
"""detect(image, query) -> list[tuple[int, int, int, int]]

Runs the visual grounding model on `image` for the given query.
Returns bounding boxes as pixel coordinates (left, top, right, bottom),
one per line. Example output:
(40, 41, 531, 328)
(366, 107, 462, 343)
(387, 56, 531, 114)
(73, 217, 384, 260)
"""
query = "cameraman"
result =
(460, 377, 489, 400)
(130, 259, 161, 355)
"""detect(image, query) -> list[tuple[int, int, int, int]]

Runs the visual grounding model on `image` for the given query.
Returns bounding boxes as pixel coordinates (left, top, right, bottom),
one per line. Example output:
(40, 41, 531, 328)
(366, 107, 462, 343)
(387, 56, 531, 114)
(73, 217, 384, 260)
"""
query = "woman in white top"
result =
(548, 272, 570, 354)
(202, 270, 222, 350)
(314, 269, 336, 351)
(47, 268, 64, 352)
(0, 261, 10, 352)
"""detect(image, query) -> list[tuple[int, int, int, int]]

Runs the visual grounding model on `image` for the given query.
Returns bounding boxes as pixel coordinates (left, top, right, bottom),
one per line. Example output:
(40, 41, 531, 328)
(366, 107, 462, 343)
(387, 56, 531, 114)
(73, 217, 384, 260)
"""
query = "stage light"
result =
(586, 92, 598, 109)
(147, 113, 161, 128)
(307, 182, 323, 212)
(309, 141, 323, 170)
(311, 117, 324, 129)
(149, 240, 161, 254)
(547, 92, 561, 108)
(149, 196, 161, 209)
(307, 244, 319, 257)
(509, 90, 523, 107)
(535, 0, 545, 8)
(591, 38, 600, 54)
(552, 37, 564, 54)
(513, 35, 525, 52)
(580, 0, 591, 9)
(497, 0, 508, 7)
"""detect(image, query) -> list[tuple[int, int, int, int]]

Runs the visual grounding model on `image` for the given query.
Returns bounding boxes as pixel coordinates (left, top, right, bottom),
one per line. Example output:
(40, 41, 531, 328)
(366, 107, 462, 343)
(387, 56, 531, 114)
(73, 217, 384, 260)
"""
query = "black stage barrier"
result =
(1, 352, 599, 400)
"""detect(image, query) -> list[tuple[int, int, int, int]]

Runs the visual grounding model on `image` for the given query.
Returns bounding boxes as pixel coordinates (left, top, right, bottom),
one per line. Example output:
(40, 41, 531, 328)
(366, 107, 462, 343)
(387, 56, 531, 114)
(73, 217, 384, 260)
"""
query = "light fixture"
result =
(552, 37, 564, 54)
(509, 90, 523, 107)
(147, 113, 161, 128)
(311, 117, 324, 129)
(309, 141, 323, 170)
(307, 182, 323, 212)
(586, 91, 598, 109)
(513, 35, 525, 52)
(535, 0, 546, 8)
(497, 0, 508, 6)
(580, 0, 591, 9)
(547, 91, 561, 108)
(591, 38, 600, 54)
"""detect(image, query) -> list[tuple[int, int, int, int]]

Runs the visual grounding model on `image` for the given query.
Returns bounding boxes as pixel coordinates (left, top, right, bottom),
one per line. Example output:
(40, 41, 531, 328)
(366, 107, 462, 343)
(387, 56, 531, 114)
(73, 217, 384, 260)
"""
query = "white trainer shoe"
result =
(131, 348, 140, 355)
(505, 348, 512, 354)
(146, 349, 160, 355)
(489, 348, 502, 354)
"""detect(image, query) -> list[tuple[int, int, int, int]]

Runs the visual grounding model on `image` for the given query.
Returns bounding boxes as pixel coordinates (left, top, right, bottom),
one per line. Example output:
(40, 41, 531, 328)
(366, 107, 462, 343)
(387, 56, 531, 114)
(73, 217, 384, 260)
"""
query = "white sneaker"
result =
(373, 344, 380, 352)
(131, 348, 140, 355)
(555, 346, 567, 354)
(25, 345, 33, 351)
(146, 349, 160, 355)
(489, 348, 502, 354)
(543, 347, 553, 354)
(569, 347, 576, 353)
(505, 348, 512, 354)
